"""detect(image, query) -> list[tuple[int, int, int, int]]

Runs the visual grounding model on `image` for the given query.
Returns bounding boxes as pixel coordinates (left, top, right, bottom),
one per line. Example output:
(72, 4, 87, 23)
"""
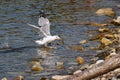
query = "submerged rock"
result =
(56, 62, 64, 69)
(89, 33, 104, 41)
(87, 22, 108, 27)
(76, 57, 85, 64)
(96, 8, 115, 17)
(101, 37, 113, 46)
(31, 64, 44, 71)
(69, 45, 85, 51)
(98, 28, 109, 33)
(29, 60, 44, 72)
(79, 40, 87, 44)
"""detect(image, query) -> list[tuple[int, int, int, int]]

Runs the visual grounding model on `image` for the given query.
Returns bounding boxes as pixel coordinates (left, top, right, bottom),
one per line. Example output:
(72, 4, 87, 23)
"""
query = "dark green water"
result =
(0, 0, 119, 79)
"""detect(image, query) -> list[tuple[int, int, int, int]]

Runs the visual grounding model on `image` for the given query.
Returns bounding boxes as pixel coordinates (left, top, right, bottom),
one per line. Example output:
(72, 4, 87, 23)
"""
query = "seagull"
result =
(27, 10, 61, 48)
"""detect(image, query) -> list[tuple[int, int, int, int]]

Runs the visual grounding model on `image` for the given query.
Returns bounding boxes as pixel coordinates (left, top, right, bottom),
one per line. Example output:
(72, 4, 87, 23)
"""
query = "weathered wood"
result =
(52, 54, 120, 80)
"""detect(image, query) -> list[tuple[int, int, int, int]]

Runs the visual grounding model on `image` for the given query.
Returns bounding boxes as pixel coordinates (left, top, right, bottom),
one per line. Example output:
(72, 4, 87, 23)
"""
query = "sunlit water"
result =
(0, 0, 119, 79)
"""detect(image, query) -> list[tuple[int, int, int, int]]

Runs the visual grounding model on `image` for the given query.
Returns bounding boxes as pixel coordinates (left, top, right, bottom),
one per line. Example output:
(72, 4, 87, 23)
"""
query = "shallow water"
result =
(0, 0, 119, 79)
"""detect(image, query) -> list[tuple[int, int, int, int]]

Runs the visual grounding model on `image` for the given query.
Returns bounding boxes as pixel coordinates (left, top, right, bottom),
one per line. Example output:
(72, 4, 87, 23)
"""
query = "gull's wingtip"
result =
(27, 23, 33, 26)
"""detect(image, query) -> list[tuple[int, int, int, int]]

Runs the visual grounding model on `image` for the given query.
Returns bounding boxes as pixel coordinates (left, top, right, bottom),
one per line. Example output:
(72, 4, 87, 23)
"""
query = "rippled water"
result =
(0, 0, 119, 79)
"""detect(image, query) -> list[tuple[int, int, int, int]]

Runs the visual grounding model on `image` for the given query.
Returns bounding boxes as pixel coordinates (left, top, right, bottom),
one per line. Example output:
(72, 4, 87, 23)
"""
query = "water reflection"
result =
(36, 47, 59, 68)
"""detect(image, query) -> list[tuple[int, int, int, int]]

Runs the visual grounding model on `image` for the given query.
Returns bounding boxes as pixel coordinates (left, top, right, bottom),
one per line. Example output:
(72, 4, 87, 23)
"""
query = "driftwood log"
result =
(52, 54, 120, 80)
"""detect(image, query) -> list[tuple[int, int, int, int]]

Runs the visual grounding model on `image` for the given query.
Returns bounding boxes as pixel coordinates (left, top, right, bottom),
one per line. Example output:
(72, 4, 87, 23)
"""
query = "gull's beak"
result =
(58, 37, 63, 40)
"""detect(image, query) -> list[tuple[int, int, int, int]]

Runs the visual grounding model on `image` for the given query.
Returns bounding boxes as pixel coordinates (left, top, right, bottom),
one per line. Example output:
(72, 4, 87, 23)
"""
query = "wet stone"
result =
(96, 8, 115, 17)
(52, 75, 70, 80)
(56, 62, 64, 69)
(101, 37, 113, 46)
(76, 56, 85, 65)
(1, 78, 7, 80)
(69, 45, 85, 51)
(80, 64, 89, 70)
(79, 40, 87, 44)
(31, 64, 44, 71)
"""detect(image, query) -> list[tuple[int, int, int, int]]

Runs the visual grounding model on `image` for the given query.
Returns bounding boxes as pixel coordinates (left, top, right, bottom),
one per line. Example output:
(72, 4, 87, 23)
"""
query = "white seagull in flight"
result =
(27, 10, 61, 48)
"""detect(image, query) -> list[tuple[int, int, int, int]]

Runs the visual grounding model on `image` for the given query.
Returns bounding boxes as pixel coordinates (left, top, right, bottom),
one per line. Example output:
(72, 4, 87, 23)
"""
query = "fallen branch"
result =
(52, 54, 120, 80)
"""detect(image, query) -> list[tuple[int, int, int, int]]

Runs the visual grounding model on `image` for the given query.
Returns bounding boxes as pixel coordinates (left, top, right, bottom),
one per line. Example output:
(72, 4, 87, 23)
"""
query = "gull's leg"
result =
(44, 43, 56, 49)
(50, 42, 57, 49)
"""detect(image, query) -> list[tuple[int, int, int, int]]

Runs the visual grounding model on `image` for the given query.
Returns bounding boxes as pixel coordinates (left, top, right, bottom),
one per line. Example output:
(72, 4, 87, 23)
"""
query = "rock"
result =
(79, 40, 87, 44)
(29, 60, 40, 68)
(96, 8, 115, 17)
(88, 22, 108, 27)
(118, 29, 120, 33)
(111, 16, 120, 26)
(98, 43, 106, 50)
(114, 34, 119, 39)
(90, 57, 99, 63)
(95, 60, 104, 64)
(56, 62, 64, 69)
(89, 33, 104, 41)
(101, 37, 113, 46)
(73, 70, 82, 75)
(105, 51, 117, 60)
(76, 57, 85, 64)
(113, 16, 120, 23)
(40, 77, 47, 80)
(98, 28, 109, 32)
(29, 60, 43, 71)
(105, 34, 114, 39)
(117, 5, 120, 8)
(1, 78, 7, 80)
(52, 75, 70, 80)
(28, 59, 44, 71)
(89, 46, 97, 50)
(31, 64, 44, 71)
(80, 64, 89, 70)
(12, 76, 23, 80)
(69, 45, 85, 51)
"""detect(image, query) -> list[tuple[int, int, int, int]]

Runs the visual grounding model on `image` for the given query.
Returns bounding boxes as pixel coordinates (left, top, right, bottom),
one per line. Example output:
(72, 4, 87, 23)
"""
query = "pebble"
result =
(76, 57, 85, 64)
(79, 40, 87, 44)
(73, 70, 82, 75)
(52, 75, 70, 80)
(31, 64, 44, 71)
(56, 62, 64, 69)
(101, 37, 113, 46)
(95, 60, 104, 64)
(1, 78, 7, 80)
(96, 8, 115, 17)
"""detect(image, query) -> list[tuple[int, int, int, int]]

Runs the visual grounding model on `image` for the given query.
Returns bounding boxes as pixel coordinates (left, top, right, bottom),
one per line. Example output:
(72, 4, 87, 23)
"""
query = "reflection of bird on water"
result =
(28, 10, 61, 48)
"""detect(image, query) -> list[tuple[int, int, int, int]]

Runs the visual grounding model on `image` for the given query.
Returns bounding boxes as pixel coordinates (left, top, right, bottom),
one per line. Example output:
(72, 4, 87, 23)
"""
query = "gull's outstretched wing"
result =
(27, 23, 48, 37)
(38, 17, 51, 36)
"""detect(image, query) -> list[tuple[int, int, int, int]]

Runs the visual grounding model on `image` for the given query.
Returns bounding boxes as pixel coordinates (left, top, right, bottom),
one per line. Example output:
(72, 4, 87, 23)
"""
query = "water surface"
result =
(0, 0, 119, 79)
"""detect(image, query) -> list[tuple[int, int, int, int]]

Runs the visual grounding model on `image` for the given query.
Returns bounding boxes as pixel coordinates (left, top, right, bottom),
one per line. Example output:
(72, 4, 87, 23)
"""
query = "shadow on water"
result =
(0, 45, 39, 53)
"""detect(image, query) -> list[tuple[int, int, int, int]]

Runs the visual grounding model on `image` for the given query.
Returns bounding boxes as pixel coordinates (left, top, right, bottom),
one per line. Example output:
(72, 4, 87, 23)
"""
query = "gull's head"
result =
(39, 10, 46, 18)
(53, 35, 61, 40)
